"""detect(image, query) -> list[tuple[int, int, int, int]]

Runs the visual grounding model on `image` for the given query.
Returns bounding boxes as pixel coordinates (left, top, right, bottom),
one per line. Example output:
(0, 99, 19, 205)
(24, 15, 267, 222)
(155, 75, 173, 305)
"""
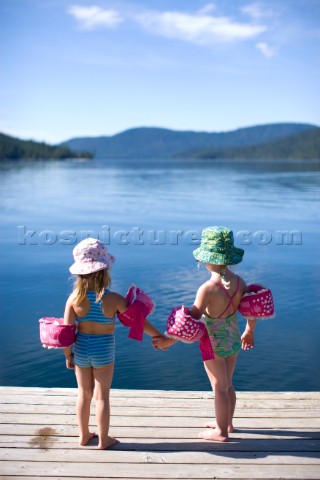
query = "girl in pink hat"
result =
(64, 237, 162, 449)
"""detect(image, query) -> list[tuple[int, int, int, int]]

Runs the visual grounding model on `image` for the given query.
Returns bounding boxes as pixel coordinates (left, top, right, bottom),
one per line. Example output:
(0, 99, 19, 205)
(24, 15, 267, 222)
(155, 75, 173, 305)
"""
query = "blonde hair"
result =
(73, 269, 111, 305)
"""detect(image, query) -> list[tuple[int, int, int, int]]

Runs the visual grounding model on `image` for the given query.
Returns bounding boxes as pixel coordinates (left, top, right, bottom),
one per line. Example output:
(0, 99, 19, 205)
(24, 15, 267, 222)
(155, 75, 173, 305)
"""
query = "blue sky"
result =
(1, 0, 320, 143)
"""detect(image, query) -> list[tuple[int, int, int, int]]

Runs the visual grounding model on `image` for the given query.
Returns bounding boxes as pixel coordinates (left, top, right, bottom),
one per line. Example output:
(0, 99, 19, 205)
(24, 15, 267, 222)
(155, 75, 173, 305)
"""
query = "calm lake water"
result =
(0, 157, 319, 391)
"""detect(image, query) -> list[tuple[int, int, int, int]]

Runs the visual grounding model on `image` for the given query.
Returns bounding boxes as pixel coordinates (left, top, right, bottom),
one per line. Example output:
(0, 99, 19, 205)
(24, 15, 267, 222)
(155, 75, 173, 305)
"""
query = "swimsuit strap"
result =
(77, 289, 111, 323)
(210, 275, 240, 318)
(87, 289, 110, 307)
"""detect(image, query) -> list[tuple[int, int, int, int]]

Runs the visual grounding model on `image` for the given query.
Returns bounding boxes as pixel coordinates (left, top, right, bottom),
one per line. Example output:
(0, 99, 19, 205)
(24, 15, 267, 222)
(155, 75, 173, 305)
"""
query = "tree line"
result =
(0, 133, 92, 160)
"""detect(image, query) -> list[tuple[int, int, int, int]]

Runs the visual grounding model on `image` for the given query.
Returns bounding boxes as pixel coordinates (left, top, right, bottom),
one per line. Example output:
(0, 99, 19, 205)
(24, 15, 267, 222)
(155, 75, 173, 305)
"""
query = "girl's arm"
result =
(114, 292, 129, 315)
(152, 336, 177, 349)
(63, 296, 76, 369)
(113, 292, 163, 339)
(153, 283, 210, 350)
(239, 279, 257, 350)
(189, 283, 211, 319)
(143, 319, 162, 338)
(241, 318, 257, 350)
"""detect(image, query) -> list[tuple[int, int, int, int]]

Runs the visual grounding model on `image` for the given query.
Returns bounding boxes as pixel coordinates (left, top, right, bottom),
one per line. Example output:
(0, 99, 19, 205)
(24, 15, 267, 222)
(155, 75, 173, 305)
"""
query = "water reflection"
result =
(0, 158, 319, 390)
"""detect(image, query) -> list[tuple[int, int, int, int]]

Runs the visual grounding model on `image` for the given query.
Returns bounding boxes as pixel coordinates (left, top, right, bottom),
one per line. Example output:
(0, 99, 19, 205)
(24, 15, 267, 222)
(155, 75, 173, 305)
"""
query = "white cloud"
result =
(67, 4, 267, 46)
(135, 8, 267, 45)
(68, 6, 124, 30)
(242, 3, 276, 20)
(256, 42, 277, 58)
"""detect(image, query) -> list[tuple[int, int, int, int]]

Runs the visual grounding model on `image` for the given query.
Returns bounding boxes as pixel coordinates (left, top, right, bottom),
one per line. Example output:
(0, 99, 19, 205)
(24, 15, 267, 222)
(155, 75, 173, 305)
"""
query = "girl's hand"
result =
(152, 335, 177, 350)
(65, 354, 75, 369)
(241, 330, 254, 350)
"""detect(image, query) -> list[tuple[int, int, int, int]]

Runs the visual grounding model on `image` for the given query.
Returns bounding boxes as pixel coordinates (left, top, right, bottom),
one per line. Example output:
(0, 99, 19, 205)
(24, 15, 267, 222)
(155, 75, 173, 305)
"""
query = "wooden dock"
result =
(0, 387, 319, 479)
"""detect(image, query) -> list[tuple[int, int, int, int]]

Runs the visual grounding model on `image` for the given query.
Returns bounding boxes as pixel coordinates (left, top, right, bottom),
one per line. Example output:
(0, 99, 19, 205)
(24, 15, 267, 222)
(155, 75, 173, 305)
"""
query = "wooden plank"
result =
(1, 387, 214, 399)
(1, 414, 319, 432)
(0, 387, 318, 401)
(1, 440, 320, 453)
(1, 422, 320, 438)
(0, 478, 229, 480)
(1, 448, 320, 465)
(1, 404, 320, 417)
(1, 394, 319, 412)
(1, 461, 320, 479)
(2, 387, 319, 400)
(2, 434, 320, 450)
(1, 413, 320, 428)
(2, 386, 320, 401)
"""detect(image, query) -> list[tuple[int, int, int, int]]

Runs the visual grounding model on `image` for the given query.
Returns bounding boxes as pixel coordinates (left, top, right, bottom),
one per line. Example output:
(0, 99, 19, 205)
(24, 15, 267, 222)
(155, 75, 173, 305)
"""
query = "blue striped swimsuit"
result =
(74, 291, 115, 368)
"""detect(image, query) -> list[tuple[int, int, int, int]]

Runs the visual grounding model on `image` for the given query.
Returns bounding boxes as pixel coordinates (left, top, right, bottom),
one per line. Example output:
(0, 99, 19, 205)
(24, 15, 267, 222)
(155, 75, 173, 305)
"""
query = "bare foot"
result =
(79, 432, 97, 446)
(98, 436, 119, 450)
(206, 421, 234, 433)
(199, 429, 228, 442)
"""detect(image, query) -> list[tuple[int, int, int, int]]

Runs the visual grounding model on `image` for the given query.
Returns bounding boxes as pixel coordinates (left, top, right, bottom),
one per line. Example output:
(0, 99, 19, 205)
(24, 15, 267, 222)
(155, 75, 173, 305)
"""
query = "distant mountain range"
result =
(1, 123, 319, 160)
(60, 123, 320, 160)
(180, 127, 320, 160)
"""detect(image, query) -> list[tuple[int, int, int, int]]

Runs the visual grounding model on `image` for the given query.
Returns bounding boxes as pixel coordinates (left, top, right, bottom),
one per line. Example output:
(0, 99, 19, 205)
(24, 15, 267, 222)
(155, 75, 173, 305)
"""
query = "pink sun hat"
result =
(69, 238, 115, 275)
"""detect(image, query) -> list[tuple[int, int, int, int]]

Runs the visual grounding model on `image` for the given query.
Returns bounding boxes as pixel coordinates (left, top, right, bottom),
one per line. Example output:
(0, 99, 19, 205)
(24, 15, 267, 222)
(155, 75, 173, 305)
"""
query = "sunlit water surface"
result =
(0, 157, 319, 391)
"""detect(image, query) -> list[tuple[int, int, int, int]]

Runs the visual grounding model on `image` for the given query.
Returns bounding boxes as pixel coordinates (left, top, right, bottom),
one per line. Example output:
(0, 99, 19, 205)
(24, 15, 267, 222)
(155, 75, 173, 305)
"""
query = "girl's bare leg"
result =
(75, 366, 96, 445)
(206, 354, 238, 433)
(226, 355, 238, 430)
(93, 363, 118, 449)
(199, 356, 229, 442)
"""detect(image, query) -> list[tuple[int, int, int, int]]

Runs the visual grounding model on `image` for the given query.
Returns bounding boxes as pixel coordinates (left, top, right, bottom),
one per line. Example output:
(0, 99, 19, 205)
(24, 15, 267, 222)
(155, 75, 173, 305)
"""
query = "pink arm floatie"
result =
(39, 317, 76, 349)
(166, 306, 214, 361)
(117, 285, 155, 341)
(238, 284, 275, 319)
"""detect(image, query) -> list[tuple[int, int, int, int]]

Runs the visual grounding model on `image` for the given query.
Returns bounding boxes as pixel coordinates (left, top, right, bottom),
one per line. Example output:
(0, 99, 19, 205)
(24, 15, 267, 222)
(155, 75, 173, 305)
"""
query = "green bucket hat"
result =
(193, 226, 244, 265)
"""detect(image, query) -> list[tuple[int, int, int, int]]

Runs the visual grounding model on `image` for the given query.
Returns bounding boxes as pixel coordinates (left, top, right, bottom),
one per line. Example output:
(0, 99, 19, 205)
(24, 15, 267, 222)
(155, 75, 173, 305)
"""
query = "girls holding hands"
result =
(45, 228, 272, 448)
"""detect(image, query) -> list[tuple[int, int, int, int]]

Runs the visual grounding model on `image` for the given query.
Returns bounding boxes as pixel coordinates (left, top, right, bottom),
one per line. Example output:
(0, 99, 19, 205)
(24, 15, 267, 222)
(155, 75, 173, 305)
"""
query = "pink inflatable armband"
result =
(238, 284, 274, 319)
(166, 306, 214, 361)
(39, 317, 76, 349)
(117, 285, 154, 341)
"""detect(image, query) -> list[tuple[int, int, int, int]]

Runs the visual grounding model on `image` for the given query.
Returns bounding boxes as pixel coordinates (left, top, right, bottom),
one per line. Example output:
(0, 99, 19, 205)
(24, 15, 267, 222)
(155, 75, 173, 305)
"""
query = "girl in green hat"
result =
(153, 226, 257, 442)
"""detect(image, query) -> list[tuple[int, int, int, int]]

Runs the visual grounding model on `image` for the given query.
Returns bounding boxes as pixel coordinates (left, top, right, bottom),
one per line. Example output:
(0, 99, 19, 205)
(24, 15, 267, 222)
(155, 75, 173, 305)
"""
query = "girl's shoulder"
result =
(104, 290, 120, 300)
(67, 291, 77, 305)
(103, 290, 127, 309)
(197, 280, 220, 296)
(236, 275, 249, 295)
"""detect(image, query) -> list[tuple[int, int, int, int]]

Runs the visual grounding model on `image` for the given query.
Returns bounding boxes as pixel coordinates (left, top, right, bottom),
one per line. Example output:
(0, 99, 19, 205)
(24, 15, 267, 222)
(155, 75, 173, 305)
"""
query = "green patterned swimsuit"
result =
(203, 276, 241, 358)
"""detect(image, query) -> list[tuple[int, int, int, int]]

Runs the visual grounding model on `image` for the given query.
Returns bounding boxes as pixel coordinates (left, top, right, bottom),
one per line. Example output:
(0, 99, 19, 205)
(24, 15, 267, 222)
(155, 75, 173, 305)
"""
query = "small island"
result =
(0, 132, 93, 160)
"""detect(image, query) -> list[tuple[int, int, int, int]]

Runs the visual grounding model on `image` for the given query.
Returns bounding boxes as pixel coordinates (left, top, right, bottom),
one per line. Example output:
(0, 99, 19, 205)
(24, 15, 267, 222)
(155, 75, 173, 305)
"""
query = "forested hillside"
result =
(0, 133, 92, 160)
(184, 127, 320, 160)
(61, 123, 316, 159)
